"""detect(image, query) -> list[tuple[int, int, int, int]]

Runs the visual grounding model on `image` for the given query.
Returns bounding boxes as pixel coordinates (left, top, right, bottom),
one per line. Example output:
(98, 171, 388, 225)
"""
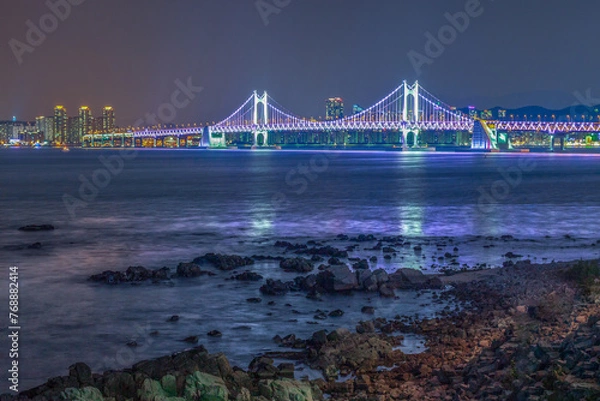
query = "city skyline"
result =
(2, 1, 600, 126)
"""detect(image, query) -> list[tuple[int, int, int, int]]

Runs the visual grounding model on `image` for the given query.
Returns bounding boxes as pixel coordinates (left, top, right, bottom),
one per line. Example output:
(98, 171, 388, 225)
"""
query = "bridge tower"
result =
(253, 91, 269, 147)
(402, 81, 420, 149)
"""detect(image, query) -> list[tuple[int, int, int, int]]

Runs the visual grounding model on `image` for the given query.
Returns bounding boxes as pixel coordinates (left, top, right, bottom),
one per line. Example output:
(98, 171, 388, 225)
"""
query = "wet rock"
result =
(389, 268, 428, 288)
(297, 245, 348, 258)
(68, 362, 93, 386)
(353, 234, 376, 242)
(277, 363, 295, 379)
(167, 315, 179, 322)
(182, 335, 199, 344)
(378, 283, 395, 298)
(60, 387, 104, 401)
(260, 279, 290, 296)
(361, 306, 375, 314)
(89, 266, 172, 284)
(18, 224, 55, 232)
(89, 270, 125, 285)
(233, 271, 264, 281)
(100, 371, 136, 399)
(306, 289, 322, 300)
(275, 241, 307, 251)
(311, 330, 329, 346)
(352, 259, 370, 270)
(505, 252, 523, 258)
(310, 254, 324, 263)
(357, 272, 374, 293)
(362, 268, 389, 292)
(317, 265, 358, 292)
(138, 376, 178, 401)
(193, 253, 254, 271)
(356, 321, 376, 334)
(280, 258, 314, 273)
(184, 371, 229, 401)
(246, 297, 262, 303)
(207, 330, 222, 337)
(176, 263, 207, 278)
(328, 257, 343, 265)
(329, 309, 344, 317)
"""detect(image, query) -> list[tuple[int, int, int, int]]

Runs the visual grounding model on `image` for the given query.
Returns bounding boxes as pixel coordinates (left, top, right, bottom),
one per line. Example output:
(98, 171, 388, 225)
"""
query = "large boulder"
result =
(100, 371, 136, 399)
(269, 379, 315, 401)
(68, 362, 93, 386)
(138, 376, 185, 401)
(389, 268, 428, 289)
(60, 387, 105, 401)
(318, 265, 358, 292)
(183, 372, 229, 401)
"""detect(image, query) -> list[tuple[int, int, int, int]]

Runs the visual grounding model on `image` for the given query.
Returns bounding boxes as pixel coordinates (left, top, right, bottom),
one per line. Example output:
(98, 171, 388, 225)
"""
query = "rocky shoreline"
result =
(3, 256, 600, 400)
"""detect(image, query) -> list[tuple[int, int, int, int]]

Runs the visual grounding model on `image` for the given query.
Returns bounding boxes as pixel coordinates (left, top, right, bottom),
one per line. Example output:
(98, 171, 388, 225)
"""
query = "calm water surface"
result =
(1, 148, 599, 389)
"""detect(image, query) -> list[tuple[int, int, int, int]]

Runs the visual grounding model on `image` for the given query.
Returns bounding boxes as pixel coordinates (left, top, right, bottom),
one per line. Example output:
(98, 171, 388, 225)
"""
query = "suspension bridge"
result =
(83, 81, 600, 151)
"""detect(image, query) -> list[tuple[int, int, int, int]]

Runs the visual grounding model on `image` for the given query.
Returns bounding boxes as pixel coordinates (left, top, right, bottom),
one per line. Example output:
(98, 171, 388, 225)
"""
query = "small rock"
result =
(18, 224, 55, 232)
(182, 335, 199, 344)
(361, 306, 375, 314)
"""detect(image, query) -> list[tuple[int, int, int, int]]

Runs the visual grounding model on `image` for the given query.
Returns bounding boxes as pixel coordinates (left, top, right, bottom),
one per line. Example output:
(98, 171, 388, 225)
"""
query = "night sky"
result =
(2, 0, 599, 126)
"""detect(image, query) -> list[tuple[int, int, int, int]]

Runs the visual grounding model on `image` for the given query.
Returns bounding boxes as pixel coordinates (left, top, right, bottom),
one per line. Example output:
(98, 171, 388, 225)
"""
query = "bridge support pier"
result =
(253, 130, 269, 147)
(208, 131, 227, 148)
(402, 129, 420, 149)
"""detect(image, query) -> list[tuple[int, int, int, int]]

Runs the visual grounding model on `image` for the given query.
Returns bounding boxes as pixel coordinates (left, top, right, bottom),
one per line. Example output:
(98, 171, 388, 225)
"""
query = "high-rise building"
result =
(54, 106, 67, 144)
(326, 98, 344, 120)
(102, 106, 115, 133)
(36, 116, 55, 142)
(67, 116, 80, 145)
(481, 110, 493, 120)
(468, 106, 477, 120)
(78, 106, 93, 141)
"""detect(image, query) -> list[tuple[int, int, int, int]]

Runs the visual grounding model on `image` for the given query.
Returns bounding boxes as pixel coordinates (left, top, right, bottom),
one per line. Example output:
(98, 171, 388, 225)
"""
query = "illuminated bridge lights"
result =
(82, 81, 600, 149)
